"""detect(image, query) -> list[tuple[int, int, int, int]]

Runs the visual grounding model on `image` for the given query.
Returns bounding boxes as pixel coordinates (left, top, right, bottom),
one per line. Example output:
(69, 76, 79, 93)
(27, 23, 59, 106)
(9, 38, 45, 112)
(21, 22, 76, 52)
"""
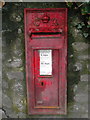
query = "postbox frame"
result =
(24, 8, 67, 115)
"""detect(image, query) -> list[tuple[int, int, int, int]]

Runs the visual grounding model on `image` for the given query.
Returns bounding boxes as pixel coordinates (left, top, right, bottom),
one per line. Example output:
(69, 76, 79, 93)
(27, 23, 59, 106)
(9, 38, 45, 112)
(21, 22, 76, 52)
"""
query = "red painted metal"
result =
(24, 8, 67, 115)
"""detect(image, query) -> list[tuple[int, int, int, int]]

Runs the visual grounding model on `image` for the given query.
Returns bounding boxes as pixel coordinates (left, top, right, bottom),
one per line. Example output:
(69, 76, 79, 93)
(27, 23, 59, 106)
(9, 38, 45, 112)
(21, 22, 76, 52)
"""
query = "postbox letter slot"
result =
(28, 31, 62, 38)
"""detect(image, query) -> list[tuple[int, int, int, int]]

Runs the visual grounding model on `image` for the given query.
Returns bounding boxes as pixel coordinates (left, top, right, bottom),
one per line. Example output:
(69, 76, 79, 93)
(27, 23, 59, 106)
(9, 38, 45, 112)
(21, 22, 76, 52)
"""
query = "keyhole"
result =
(41, 82, 44, 86)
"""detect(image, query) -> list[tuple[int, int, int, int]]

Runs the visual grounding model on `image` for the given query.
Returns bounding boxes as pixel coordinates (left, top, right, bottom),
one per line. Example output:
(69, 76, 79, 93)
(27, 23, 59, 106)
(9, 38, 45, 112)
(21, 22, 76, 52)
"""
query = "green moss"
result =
(81, 69, 90, 74)
(26, 2, 66, 8)
(12, 104, 20, 113)
(5, 89, 13, 98)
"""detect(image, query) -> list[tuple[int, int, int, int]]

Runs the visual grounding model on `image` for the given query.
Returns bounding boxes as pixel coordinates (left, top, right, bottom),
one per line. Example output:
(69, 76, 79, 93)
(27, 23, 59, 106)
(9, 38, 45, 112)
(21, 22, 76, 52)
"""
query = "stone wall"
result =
(0, 7, 2, 120)
(1, 2, 89, 118)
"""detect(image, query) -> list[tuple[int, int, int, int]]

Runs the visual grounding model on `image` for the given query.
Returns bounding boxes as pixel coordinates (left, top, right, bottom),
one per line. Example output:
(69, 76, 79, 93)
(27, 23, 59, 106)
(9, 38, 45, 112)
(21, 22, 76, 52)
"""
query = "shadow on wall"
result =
(67, 9, 81, 104)
(67, 32, 80, 103)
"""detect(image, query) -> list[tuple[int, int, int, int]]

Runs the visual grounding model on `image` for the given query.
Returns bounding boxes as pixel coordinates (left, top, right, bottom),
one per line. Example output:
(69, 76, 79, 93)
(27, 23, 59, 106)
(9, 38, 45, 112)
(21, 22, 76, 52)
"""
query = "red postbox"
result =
(24, 8, 67, 115)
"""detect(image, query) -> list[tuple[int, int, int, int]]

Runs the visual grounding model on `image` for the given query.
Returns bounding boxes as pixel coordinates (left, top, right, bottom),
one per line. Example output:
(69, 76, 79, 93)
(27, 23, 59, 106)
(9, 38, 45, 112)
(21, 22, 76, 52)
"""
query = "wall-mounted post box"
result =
(24, 8, 67, 115)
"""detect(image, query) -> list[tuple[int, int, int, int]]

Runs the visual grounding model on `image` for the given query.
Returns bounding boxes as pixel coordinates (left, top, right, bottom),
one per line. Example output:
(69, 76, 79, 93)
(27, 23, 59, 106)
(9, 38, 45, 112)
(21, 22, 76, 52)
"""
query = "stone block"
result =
(78, 55, 90, 60)
(67, 112, 88, 118)
(74, 94, 88, 103)
(80, 74, 89, 81)
(7, 71, 24, 80)
(2, 94, 12, 109)
(0, 109, 2, 119)
(7, 58, 22, 68)
(72, 42, 88, 52)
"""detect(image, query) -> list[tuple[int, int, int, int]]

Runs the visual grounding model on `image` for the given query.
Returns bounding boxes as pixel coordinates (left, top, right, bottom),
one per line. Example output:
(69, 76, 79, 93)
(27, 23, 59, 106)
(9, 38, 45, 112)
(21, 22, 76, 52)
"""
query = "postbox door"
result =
(34, 49, 59, 107)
